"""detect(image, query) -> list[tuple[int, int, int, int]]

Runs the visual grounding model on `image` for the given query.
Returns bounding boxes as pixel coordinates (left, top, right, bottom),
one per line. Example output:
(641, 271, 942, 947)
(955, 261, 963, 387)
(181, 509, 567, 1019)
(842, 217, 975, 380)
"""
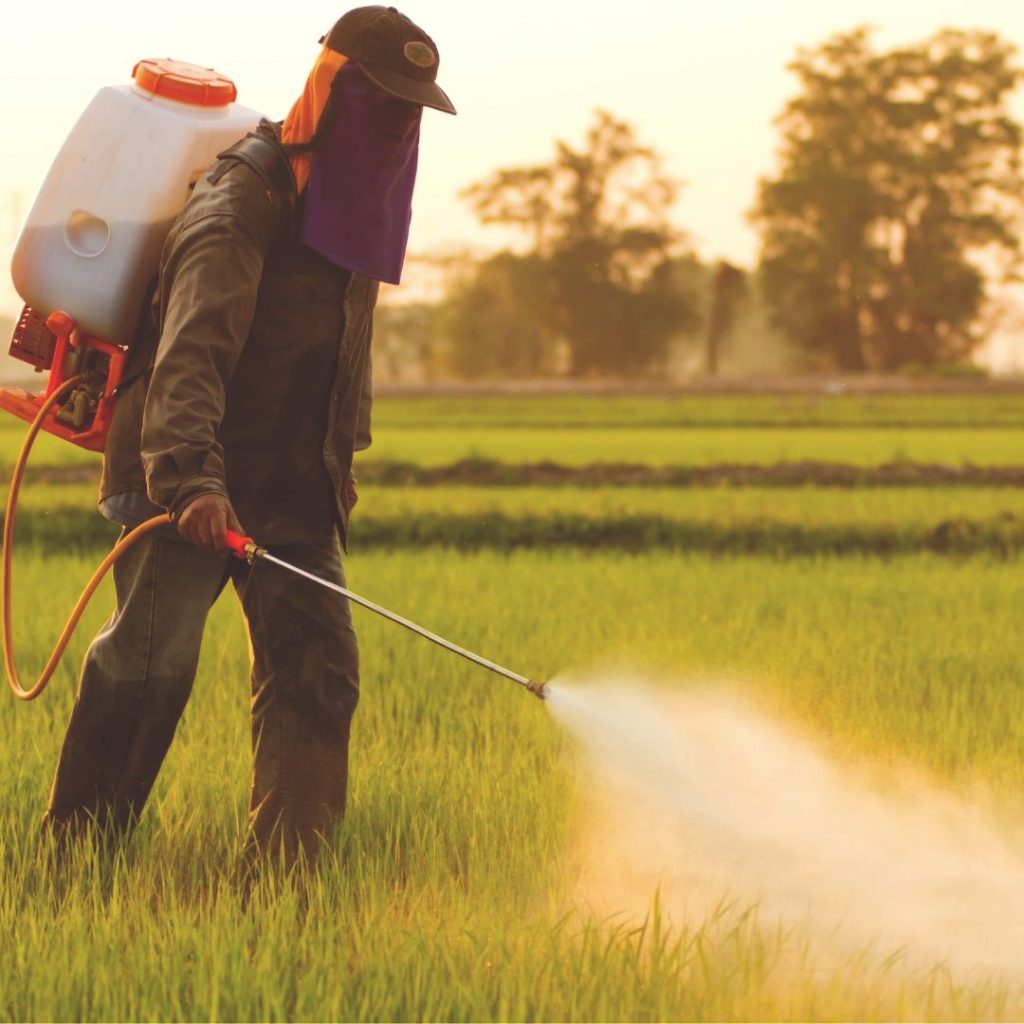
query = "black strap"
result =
(115, 123, 298, 397)
(210, 119, 297, 241)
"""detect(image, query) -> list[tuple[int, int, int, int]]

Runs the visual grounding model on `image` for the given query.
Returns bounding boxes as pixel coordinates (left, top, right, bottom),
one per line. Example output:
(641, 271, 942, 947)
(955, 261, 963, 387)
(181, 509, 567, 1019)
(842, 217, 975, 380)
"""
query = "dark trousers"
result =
(44, 532, 359, 869)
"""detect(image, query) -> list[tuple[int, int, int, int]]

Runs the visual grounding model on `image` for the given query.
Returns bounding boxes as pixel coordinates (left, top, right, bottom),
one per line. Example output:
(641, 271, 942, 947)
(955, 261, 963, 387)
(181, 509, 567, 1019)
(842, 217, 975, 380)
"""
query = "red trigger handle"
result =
(224, 529, 256, 559)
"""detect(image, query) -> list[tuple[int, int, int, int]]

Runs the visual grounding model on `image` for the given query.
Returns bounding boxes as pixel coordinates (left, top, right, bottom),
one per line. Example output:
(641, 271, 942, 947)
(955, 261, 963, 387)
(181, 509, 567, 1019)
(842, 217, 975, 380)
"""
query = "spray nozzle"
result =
(526, 679, 548, 700)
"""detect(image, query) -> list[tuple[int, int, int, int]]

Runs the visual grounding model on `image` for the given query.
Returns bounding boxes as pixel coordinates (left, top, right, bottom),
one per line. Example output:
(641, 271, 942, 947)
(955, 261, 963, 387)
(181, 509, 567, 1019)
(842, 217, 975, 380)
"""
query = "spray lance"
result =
(225, 530, 547, 700)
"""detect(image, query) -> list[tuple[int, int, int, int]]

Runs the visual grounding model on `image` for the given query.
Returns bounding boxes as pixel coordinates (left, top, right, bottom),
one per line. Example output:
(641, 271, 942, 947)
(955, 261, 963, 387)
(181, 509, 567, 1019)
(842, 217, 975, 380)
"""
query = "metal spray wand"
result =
(225, 530, 547, 699)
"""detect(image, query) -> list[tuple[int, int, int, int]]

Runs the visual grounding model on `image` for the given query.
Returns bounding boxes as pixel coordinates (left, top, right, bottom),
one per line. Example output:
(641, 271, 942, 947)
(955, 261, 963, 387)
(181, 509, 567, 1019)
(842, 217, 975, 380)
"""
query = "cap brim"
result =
(356, 61, 457, 115)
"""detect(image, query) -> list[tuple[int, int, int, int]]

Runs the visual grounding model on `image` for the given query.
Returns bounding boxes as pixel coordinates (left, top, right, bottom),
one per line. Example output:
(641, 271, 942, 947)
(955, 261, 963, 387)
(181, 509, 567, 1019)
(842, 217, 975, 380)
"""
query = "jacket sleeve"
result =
(141, 162, 276, 516)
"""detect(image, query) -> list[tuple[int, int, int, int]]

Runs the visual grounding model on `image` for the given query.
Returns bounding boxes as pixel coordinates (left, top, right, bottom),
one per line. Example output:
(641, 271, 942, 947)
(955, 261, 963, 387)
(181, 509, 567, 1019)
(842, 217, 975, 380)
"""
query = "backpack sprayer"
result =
(1, 59, 547, 705)
(2, 59, 261, 449)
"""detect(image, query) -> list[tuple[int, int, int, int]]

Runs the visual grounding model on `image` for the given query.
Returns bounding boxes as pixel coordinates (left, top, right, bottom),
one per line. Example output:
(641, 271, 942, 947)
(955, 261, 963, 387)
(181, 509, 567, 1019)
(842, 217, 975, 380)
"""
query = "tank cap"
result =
(132, 58, 237, 107)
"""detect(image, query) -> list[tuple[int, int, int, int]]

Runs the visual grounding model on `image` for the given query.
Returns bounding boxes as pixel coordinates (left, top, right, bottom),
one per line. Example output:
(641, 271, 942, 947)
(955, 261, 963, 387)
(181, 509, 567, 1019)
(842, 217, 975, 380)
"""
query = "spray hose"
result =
(3, 382, 546, 702)
(2, 375, 170, 700)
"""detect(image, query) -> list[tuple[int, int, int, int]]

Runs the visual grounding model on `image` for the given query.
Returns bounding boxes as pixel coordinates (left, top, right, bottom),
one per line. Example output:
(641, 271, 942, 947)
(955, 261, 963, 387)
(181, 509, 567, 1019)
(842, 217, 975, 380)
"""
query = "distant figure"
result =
(706, 261, 746, 376)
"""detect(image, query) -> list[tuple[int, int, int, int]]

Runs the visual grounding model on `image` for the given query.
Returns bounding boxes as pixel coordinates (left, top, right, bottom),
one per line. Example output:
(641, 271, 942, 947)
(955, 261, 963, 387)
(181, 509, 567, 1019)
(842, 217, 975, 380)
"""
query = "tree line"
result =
(376, 27, 1022, 379)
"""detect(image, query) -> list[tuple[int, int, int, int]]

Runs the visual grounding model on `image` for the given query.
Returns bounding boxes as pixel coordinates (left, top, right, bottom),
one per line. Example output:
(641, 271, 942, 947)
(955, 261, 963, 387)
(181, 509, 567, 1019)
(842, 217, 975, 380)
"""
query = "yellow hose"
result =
(2, 376, 170, 701)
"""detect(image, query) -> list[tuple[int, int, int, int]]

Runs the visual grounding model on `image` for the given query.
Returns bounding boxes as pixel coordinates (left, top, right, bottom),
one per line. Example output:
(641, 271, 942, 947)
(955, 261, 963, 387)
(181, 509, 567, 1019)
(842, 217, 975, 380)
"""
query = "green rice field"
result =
(4, 391, 1023, 470)
(3, 390, 1024, 1020)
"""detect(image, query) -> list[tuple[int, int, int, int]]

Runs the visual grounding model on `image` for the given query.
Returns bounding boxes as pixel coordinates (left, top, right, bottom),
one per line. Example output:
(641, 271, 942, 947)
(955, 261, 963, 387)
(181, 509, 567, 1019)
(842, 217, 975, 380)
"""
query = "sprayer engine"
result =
(0, 306, 125, 452)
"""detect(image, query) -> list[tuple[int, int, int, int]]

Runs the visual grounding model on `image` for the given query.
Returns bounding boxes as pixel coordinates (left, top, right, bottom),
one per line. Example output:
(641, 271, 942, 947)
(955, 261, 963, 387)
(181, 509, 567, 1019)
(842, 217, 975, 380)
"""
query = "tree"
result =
(461, 110, 700, 376)
(440, 252, 559, 378)
(751, 28, 1023, 371)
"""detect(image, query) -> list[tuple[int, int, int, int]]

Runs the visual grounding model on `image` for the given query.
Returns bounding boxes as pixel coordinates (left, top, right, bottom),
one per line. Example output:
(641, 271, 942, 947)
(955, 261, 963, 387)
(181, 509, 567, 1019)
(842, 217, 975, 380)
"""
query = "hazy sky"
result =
(2, 0, 1024, 321)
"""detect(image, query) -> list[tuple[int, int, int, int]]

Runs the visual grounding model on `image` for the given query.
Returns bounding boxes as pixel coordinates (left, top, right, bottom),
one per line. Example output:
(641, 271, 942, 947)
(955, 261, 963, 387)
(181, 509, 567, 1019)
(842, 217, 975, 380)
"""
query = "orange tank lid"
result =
(132, 58, 237, 108)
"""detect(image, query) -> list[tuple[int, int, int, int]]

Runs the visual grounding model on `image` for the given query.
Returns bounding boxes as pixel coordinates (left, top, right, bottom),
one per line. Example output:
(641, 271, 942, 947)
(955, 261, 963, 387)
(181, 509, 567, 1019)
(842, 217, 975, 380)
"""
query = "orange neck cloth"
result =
(281, 47, 348, 193)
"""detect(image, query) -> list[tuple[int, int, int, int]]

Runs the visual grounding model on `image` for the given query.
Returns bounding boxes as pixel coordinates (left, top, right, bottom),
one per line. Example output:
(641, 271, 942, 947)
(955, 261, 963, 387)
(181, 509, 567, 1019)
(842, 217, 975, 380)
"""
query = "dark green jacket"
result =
(101, 127, 378, 547)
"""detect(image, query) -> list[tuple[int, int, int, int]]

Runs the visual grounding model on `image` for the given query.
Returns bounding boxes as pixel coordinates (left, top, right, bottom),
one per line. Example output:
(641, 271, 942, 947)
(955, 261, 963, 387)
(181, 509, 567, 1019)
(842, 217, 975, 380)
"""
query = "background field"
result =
(2, 389, 1024, 1021)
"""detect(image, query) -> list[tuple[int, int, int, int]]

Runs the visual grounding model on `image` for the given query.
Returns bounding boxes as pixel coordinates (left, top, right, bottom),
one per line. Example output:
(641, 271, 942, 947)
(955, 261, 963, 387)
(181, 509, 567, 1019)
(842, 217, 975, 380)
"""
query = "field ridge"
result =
(9, 459, 1024, 489)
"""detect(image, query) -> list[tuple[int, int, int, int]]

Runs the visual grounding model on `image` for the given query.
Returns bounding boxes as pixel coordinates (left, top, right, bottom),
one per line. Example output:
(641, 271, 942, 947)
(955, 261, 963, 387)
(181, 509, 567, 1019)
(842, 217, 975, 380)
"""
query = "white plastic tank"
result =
(11, 59, 265, 343)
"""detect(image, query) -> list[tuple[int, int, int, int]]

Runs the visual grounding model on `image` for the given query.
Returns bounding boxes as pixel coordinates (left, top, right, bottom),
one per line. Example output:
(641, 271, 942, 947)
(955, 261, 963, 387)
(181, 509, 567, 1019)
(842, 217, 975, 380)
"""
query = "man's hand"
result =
(176, 493, 243, 553)
(346, 472, 359, 511)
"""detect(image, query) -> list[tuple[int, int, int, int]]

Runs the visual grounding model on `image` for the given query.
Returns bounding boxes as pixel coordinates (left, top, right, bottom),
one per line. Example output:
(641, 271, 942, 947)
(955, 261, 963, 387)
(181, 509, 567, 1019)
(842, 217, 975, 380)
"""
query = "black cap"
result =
(321, 6, 456, 115)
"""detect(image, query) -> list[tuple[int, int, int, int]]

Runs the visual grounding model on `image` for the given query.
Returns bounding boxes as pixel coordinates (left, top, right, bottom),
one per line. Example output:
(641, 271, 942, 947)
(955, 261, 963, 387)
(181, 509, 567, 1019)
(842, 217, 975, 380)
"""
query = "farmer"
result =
(43, 7, 456, 870)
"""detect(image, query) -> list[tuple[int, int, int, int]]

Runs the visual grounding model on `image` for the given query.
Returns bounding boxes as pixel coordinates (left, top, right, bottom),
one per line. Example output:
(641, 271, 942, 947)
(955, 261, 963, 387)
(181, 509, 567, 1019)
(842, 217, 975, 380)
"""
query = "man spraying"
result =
(44, 6, 456, 871)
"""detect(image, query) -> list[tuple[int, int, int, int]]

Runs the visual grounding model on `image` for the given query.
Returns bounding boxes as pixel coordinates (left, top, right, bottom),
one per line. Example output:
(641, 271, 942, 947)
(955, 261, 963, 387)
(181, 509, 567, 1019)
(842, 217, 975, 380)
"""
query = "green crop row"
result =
(357, 485, 1024, 522)
(346, 511, 1024, 556)
(363, 426, 1024, 467)
(372, 392, 1024, 429)
(6, 503, 1024, 557)
(5, 392, 1024, 448)
(12, 483, 1024, 525)
(1, 415, 1023, 476)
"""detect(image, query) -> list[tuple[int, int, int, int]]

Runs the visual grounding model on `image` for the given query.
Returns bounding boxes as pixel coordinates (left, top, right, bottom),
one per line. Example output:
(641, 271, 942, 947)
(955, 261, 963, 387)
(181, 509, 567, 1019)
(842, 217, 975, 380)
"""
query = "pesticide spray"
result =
(544, 672, 1024, 982)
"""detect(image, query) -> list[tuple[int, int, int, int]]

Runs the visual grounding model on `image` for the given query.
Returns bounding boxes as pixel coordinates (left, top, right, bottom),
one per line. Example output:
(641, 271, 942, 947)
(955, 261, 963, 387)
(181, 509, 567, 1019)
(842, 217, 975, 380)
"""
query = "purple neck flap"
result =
(301, 63, 421, 285)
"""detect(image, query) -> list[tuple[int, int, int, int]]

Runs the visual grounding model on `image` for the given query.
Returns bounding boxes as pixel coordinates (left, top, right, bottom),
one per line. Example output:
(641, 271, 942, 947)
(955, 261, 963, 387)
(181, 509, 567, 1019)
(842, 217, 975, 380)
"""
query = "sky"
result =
(2, 0, 1023, 362)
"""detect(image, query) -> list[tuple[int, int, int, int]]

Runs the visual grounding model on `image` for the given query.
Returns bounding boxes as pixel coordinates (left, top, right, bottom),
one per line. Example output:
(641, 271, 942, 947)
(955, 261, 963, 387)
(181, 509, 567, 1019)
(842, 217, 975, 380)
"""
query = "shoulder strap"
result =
(115, 123, 297, 396)
(210, 119, 297, 241)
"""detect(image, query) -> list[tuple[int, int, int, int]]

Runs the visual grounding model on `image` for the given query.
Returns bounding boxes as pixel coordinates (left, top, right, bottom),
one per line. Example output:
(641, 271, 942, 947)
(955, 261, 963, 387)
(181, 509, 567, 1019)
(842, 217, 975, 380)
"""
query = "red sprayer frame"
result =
(0, 306, 125, 452)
